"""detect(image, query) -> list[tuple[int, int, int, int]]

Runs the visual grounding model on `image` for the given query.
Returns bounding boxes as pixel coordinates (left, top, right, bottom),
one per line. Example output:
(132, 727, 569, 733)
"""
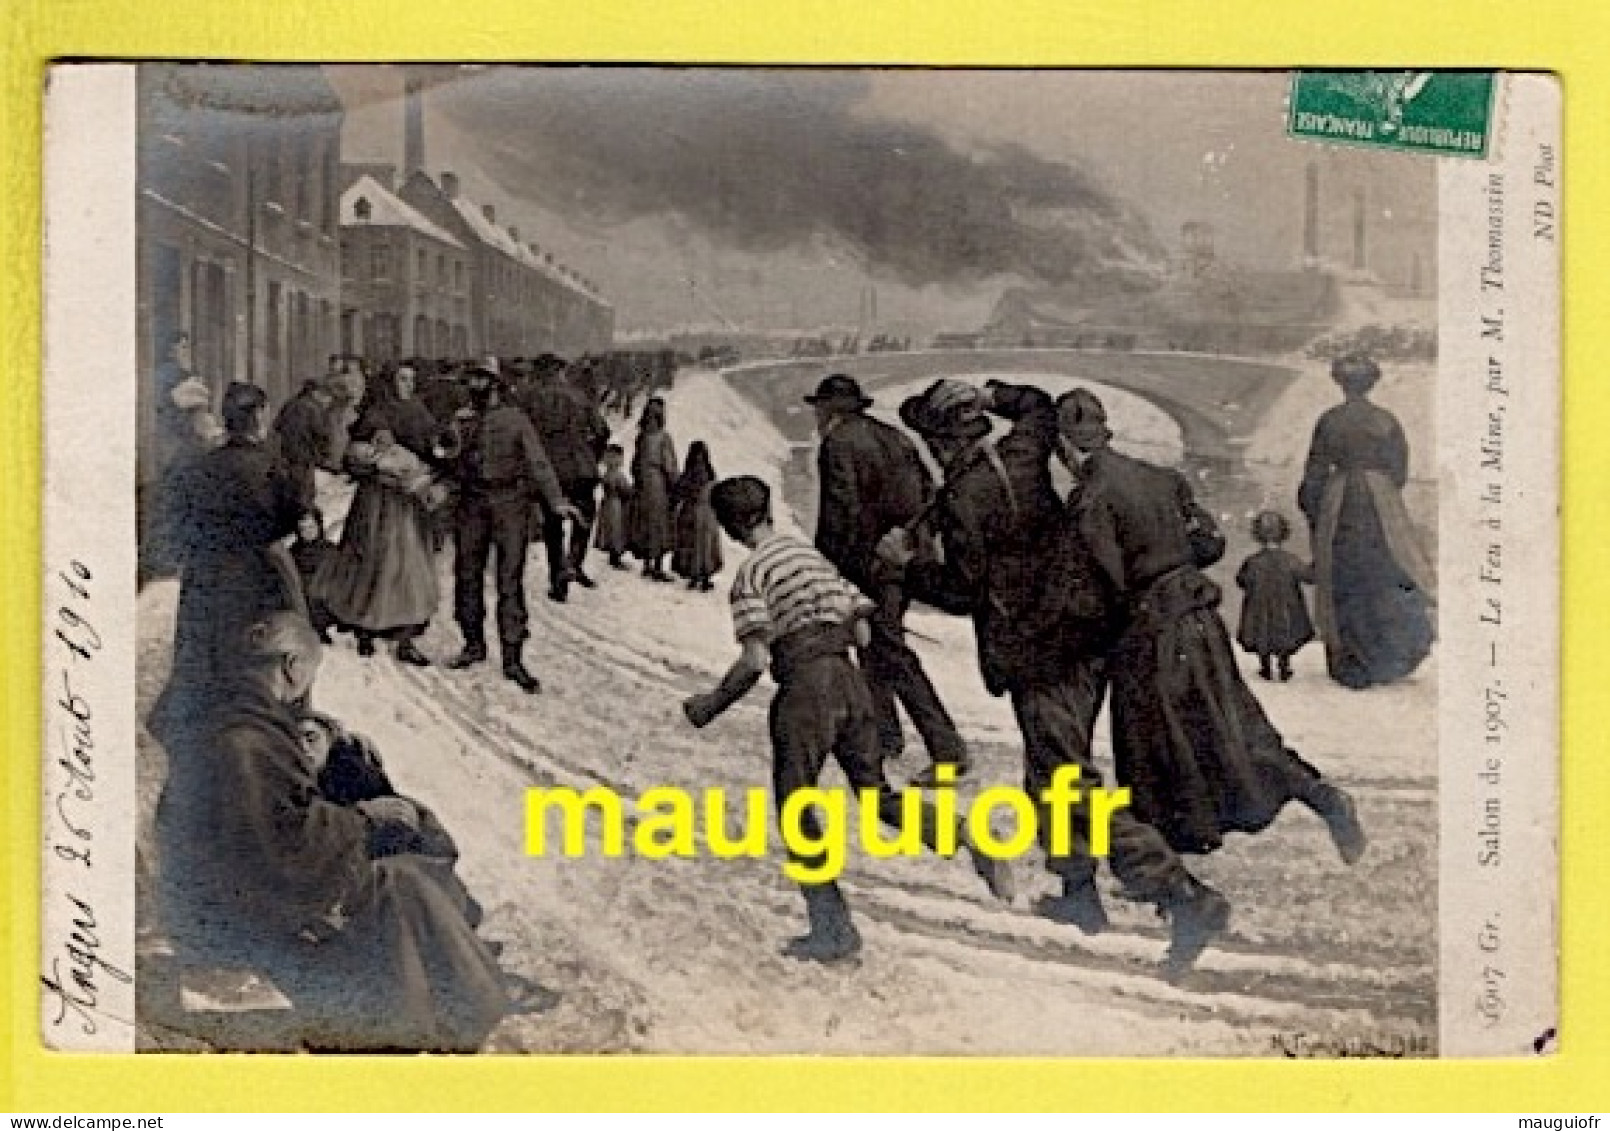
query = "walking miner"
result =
(443, 363, 580, 694)
(876, 379, 1234, 973)
(1055, 387, 1367, 864)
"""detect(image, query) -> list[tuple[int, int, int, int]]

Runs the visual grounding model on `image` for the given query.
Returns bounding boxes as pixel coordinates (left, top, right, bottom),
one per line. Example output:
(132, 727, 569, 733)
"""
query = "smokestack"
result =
(404, 75, 426, 180)
(1304, 161, 1320, 262)
(440, 171, 460, 200)
(1352, 185, 1367, 271)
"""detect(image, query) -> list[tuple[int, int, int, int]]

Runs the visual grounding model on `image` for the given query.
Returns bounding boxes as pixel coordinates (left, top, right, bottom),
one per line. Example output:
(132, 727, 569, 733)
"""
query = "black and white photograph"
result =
(38, 65, 1559, 1057)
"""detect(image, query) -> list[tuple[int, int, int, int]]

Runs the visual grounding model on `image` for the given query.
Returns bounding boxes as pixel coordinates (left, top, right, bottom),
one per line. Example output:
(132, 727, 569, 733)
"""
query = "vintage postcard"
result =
(39, 65, 1559, 1057)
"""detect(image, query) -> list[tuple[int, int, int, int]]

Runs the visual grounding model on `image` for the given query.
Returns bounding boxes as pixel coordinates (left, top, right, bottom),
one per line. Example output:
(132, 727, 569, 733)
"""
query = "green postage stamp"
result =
(1288, 71, 1497, 157)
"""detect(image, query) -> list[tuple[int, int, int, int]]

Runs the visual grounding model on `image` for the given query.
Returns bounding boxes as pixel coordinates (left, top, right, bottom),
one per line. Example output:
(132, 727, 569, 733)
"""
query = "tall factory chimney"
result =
(1352, 185, 1367, 271)
(403, 73, 425, 181)
(1303, 161, 1320, 264)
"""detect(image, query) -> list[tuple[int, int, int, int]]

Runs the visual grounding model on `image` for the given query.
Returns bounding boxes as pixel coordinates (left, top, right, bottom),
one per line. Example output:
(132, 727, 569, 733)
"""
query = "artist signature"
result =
(1272, 1031, 1433, 1058)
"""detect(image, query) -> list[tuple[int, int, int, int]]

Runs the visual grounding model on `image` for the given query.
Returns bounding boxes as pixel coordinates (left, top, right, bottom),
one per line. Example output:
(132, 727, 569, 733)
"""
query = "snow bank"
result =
(639, 367, 803, 534)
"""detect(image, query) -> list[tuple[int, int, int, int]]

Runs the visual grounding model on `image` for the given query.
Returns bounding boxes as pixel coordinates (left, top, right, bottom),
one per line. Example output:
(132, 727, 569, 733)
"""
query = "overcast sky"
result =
(331, 66, 1436, 335)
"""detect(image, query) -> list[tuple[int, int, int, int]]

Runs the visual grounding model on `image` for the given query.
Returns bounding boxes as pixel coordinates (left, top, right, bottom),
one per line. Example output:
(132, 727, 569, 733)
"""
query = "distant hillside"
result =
(983, 268, 1343, 354)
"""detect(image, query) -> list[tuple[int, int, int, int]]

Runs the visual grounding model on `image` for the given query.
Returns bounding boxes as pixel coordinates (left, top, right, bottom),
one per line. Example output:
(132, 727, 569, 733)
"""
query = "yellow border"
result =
(4, 0, 1606, 1112)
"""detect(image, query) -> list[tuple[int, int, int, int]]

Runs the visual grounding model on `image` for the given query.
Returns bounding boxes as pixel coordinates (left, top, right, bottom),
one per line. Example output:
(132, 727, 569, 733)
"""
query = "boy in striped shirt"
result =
(682, 476, 1013, 963)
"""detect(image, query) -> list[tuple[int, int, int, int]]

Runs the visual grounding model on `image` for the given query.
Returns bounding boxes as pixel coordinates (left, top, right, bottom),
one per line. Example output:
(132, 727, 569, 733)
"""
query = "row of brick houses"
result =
(341, 169, 613, 363)
(136, 64, 615, 505)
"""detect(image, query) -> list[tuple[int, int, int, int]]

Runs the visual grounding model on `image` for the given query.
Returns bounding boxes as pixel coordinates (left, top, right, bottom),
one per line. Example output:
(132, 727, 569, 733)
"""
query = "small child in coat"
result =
(593, 444, 633, 570)
(289, 508, 338, 643)
(1235, 509, 1315, 682)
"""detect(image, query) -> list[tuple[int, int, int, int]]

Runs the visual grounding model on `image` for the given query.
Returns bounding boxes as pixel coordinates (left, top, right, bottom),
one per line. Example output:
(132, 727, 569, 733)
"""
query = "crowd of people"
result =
(683, 358, 1430, 972)
(143, 344, 728, 1050)
(143, 334, 1432, 1049)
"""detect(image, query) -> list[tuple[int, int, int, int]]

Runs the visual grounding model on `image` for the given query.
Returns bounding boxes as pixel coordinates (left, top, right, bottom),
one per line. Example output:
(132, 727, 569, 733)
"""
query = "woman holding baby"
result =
(313, 363, 446, 666)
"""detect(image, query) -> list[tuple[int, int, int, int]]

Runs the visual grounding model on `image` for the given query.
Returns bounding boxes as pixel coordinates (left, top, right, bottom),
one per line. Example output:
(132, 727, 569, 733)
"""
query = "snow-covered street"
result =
(136, 359, 1436, 1055)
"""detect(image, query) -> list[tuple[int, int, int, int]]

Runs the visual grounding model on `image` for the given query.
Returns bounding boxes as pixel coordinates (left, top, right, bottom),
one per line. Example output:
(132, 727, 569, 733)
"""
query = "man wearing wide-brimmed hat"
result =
(877, 377, 1236, 973)
(805, 372, 969, 783)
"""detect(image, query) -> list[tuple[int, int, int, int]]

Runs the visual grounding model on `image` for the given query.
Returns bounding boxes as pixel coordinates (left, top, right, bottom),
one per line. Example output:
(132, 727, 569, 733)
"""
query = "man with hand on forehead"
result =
(876, 377, 1234, 974)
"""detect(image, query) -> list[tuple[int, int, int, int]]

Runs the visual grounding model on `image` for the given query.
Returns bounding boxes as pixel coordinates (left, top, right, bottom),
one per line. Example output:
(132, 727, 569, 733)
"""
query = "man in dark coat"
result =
(806, 373, 968, 782)
(148, 382, 308, 748)
(444, 364, 579, 694)
(517, 360, 612, 600)
(1057, 387, 1367, 869)
(271, 374, 339, 512)
(876, 379, 1234, 973)
(418, 362, 470, 426)
(154, 612, 513, 1051)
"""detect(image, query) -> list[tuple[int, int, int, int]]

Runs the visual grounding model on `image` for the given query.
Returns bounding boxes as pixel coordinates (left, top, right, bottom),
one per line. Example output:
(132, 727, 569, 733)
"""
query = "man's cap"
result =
(1056, 387, 1113, 447)
(803, 372, 873, 411)
(899, 379, 992, 442)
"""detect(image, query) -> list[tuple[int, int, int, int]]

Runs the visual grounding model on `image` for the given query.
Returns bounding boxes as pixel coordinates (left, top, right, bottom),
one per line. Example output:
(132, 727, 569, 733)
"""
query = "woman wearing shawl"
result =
(670, 439, 724, 590)
(628, 396, 679, 581)
(313, 364, 443, 666)
(1297, 354, 1436, 689)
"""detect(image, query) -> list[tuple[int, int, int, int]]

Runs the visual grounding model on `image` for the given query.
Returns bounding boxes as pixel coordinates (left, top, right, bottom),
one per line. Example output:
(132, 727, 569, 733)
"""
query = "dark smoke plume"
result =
(417, 67, 1165, 290)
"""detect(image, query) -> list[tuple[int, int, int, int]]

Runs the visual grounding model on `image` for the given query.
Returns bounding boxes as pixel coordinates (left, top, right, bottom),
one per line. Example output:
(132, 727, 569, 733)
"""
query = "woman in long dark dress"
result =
(1297, 354, 1436, 689)
(313, 364, 442, 666)
(627, 396, 679, 582)
(148, 382, 308, 746)
(670, 440, 724, 590)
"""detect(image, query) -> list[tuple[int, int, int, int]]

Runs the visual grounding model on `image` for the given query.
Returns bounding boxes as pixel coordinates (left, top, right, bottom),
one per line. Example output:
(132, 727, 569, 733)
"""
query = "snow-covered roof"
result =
(449, 196, 601, 302)
(450, 197, 523, 260)
(342, 175, 464, 249)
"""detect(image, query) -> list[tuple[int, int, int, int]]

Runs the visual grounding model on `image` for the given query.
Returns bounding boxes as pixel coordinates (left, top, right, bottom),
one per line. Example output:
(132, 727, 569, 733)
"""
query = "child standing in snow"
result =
(670, 440, 724, 591)
(593, 444, 633, 570)
(1235, 510, 1315, 681)
(681, 476, 1013, 964)
(289, 508, 338, 643)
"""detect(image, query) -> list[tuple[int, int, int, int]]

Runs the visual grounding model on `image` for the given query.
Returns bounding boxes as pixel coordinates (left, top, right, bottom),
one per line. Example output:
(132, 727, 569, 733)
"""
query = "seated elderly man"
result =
(154, 611, 516, 1052)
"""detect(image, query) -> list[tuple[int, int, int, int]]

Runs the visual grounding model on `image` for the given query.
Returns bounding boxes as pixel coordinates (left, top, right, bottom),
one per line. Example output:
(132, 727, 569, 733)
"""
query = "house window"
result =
(371, 244, 390, 281)
(263, 134, 281, 206)
(266, 281, 282, 380)
(294, 137, 311, 223)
